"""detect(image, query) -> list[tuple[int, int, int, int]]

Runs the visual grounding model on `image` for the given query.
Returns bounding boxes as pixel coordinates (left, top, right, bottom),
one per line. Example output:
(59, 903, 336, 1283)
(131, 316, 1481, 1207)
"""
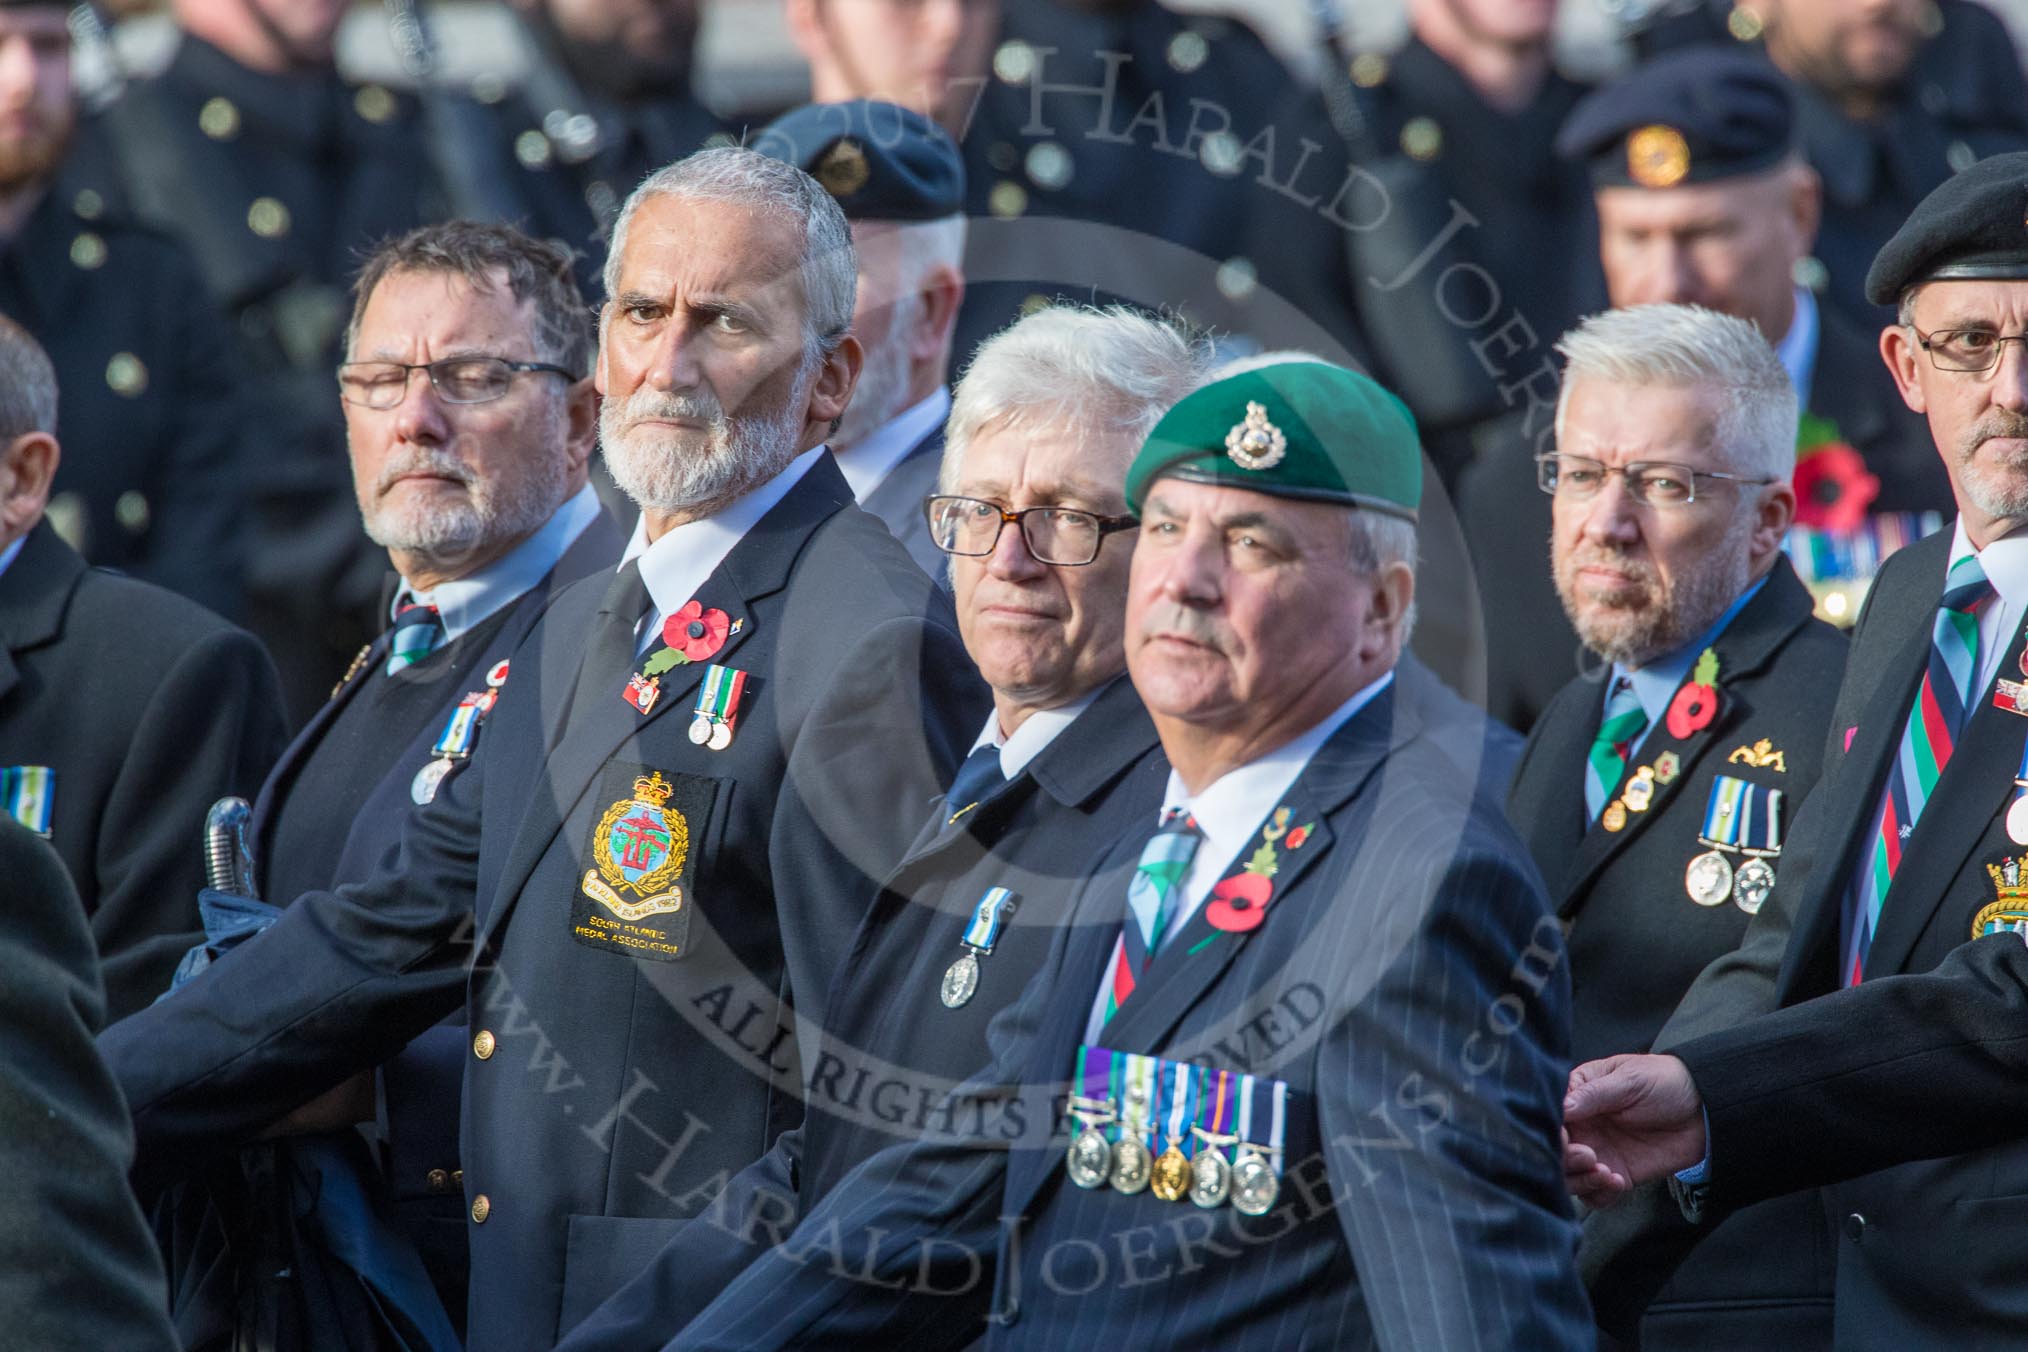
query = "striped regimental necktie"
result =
(1585, 676, 1649, 822)
(1102, 808, 1204, 1024)
(385, 601, 445, 675)
(1843, 553, 1995, 984)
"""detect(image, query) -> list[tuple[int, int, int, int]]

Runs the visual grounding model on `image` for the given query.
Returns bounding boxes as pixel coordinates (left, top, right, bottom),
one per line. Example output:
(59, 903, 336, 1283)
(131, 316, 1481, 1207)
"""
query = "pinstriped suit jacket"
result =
(667, 681, 1593, 1350)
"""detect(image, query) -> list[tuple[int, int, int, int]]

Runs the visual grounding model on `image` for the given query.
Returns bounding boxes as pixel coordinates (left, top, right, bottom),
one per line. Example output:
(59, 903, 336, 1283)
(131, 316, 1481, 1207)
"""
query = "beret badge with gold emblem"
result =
(816, 139, 871, 199)
(1224, 401, 1287, 471)
(1628, 125, 1692, 189)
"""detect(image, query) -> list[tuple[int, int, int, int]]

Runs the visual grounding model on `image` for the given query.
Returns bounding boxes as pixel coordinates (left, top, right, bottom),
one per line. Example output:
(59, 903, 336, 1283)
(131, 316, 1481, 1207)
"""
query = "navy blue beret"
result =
(1866, 151, 2028, 304)
(752, 100, 964, 222)
(1556, 49, 1795, 189)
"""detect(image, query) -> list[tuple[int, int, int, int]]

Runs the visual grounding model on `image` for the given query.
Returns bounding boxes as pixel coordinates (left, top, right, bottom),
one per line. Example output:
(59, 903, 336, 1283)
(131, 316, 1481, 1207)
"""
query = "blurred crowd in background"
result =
(8, 0, 2027, 730)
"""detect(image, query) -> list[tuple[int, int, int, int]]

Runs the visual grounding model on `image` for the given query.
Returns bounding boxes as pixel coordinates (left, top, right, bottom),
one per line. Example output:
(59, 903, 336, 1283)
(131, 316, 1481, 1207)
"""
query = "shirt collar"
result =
(969, 685, 1104, 781)
(1776, 286, 1820, 411)
(1950, 515, 2028, 609)
(1157, 670, 1395, 871)
(620, 447, 823, 621)
(834, 387, 950, 503)
(393, 484, 602, 641)
(1611, 571, 1769, 730)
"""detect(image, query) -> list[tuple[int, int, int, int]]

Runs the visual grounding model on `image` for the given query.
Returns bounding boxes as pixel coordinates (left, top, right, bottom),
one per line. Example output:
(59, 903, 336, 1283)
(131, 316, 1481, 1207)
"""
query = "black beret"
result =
(1865, 152, 2028, 304)
(751, 100, 963, 222)
(1556, 49, 1795, 189)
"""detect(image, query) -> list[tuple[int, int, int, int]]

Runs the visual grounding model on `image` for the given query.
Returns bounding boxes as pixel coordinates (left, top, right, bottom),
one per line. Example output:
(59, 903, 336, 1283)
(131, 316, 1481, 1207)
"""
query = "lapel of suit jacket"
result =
(1559, 561, 1819, 908)
(0, 522, 84, 707)
(1863, 617, 2028, 977)
(250, 631, 391, 882)
(857, 426, 943, 534)
(1776, 534, 1949, 998)
(905, 676, 1160, 868)
(1093, 684, 1410, 1058)
(1508, 681, 1596, 892)
(478, 461, 853, 944)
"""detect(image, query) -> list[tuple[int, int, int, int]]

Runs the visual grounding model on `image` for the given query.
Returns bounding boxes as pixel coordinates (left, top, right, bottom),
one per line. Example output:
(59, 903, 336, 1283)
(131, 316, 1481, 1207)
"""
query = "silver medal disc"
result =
(1110, 1136, 1153, 1194)
(688, 715, 714, 746)
(410, 757, 454, 805)
(1066, 1128, 1111, 1190)
(1685, 850, 1734, 907)
(1230, 1151, 1279, 1216)
(708, 720, 733, 751)
(2008, 794, 2028, 846)
(1190, 1149, 1231, 1208)
(1733, 857, 1776, 915)
(940, 952, 980, 1008)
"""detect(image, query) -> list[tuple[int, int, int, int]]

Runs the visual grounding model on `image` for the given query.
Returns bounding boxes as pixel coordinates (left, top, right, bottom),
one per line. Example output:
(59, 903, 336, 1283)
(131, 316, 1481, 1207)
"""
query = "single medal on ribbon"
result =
(1150, 1060, 1196, 1202)
(1189, 1065, 1236, 1208)
(1066, 1046, 1117, 1190)
(1230, 1074, 1287, 1216)
(1110, 1054, 1156, 1194)
(413, 688, 498, 804)
(941, 886, 1016, 1009)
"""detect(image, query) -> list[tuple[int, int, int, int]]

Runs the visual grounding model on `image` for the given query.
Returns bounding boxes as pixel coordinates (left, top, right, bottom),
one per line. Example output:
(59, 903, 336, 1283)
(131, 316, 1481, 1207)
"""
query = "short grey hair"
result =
(602, 147, 857, 356)
(0, 315, 57, 440)
(1554, 303, 1798, 480)
(940, 303, 1213, 495)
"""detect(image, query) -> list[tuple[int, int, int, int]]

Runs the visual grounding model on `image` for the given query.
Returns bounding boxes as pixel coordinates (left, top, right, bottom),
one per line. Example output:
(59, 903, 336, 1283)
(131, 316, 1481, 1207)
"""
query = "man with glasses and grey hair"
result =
(561, 301, 1207, 1349)
(1506, 301, 1845, 1349)
(97, 147, 985, 1350)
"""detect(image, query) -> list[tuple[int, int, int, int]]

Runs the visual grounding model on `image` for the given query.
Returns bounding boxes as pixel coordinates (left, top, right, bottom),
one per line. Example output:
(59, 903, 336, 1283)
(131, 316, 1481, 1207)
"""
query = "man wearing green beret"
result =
(646, 362, 1592, 1351)
(1563, 151, 2028, 1348)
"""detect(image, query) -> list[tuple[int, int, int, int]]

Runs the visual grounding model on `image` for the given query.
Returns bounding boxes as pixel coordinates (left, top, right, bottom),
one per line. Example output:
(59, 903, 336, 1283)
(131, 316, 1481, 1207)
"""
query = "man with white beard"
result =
(138, 220, 628, 1345)
(98, 148, 987, 1349)
(755, 99, 966, 575)
(1502, 303, 1846, 1349)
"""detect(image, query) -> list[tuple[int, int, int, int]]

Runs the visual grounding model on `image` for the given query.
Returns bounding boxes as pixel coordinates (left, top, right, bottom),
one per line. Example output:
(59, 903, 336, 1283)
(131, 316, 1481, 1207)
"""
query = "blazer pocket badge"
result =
(572, 766, 714, 961)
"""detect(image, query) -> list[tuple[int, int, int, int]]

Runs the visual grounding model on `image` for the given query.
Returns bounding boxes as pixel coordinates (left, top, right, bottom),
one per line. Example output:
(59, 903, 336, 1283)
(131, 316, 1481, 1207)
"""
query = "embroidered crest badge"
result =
(581, 772, 689, 922)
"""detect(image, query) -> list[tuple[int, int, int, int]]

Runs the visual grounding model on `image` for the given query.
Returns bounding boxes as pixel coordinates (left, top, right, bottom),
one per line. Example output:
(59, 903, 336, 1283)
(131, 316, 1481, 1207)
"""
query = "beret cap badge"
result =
(1627, 125, 1691, 189)
(816, 139, 871, 198)
(1225, 401, 1287, 471)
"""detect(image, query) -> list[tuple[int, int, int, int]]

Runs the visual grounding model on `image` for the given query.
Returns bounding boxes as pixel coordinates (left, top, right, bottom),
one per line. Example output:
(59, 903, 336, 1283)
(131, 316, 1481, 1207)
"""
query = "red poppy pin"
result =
(1792, 443, 1880, 533)
(1664, 647, 1722, 739)
(643, 601, 732, 676)
(1206, 806, 1314, 933)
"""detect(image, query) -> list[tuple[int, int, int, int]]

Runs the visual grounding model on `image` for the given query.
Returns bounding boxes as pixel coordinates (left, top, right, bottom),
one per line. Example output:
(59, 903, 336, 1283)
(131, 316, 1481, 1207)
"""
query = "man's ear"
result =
(0, 431, 59, 538)
(1880, 313, 1927, 414)
(783, 0, 829, 68)
(1368, 559, 1416, 659)
(807, 335, 864, 435)
(909, 262, 966, 365)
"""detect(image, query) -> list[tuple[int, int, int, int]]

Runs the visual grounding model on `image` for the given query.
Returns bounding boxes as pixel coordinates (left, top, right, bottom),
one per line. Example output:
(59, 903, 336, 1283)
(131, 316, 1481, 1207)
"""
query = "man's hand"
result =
(1561, 1054, 1707, 1208)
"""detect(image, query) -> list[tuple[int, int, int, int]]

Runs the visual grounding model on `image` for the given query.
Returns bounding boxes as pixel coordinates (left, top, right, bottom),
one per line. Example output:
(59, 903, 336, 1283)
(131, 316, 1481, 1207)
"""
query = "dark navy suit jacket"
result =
(557, 674, 1167, 1344)
(663, 678, 1592, 1351)
(99, 457, 988, 1350)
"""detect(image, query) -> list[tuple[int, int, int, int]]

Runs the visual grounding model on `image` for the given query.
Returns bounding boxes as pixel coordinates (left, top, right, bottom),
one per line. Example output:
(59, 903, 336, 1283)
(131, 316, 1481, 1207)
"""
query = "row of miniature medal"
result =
(1066, 1047, 1287, 1215)
(411, 660, 509, 804)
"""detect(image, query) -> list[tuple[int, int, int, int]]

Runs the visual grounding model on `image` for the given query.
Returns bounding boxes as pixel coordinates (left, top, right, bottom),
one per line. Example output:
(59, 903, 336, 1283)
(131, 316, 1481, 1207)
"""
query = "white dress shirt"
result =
(835, 388, 950, 504)
(966, 687, 1103, 781)
(619, 448, 822, 650)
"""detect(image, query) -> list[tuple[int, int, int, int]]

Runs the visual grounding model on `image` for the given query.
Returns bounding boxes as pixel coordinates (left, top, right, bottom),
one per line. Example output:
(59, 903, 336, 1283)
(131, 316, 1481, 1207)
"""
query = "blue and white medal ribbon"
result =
(413, 688, 499, 805)
(941, 887, 1019, 1009)
(2, 765, 53, 836)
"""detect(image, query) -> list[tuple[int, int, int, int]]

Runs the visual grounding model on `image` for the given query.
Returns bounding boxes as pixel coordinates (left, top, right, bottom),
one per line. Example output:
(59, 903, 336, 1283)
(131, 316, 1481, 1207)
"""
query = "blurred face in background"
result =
(1761, 0, 1926, 104)
(787, 0, 999, 127)
(537, 0, 700, 91)
(1419, 0, 1558, 47)
(0, 8, 72, 192)
(1595, 163, 1819, 346)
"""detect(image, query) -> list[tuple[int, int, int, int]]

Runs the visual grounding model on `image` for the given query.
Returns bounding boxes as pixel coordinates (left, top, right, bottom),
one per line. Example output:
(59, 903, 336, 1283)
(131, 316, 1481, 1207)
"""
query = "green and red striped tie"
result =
(1844, 553, 1994, 985)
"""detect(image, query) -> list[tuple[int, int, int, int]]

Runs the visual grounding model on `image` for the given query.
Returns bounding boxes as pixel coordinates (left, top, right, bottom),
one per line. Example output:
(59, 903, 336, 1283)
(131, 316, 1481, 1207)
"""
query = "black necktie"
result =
(574, 560, 651, 723)
(944, 745, 1006, 825)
